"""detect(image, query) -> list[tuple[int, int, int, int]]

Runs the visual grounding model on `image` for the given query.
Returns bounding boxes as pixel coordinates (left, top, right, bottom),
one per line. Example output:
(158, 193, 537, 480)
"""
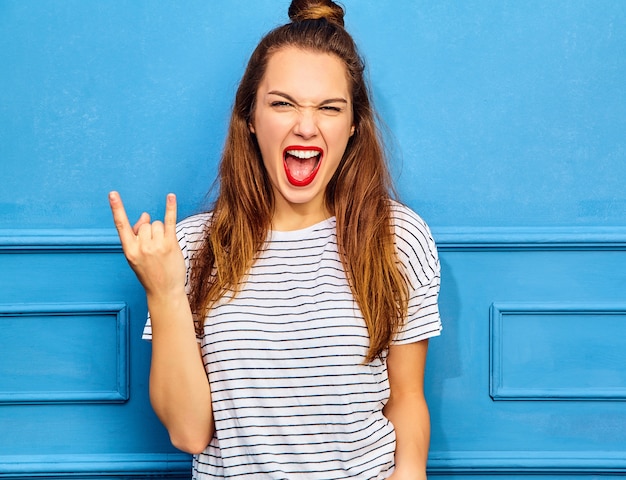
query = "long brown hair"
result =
(189, 0, 408, 362)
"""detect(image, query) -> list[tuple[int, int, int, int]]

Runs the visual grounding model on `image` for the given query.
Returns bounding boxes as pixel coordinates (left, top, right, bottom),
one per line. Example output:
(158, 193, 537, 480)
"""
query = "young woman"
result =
(109, 1, 441, 478)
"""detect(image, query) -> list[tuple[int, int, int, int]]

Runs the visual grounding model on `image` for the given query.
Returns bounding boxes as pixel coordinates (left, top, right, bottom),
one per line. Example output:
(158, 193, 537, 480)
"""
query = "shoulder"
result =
(390, 201, 434, 239)
(175, 212, 212, 250)
(389, 200, 437, 256)
(389, 200, 439, 285)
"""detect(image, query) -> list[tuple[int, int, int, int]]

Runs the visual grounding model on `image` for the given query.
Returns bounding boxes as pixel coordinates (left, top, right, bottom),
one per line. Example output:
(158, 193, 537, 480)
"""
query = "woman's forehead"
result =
(259, 47, 351, 100)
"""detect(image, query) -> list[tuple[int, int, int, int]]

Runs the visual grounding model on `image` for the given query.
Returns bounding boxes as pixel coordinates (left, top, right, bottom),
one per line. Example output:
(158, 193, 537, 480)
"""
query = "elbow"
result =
(168, 422, 214, 455)
(170, 429, 213, 455)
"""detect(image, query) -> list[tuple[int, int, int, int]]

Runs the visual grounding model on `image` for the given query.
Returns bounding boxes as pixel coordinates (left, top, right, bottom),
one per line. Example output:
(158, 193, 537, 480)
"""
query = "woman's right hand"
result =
(108, 191, 186, 299)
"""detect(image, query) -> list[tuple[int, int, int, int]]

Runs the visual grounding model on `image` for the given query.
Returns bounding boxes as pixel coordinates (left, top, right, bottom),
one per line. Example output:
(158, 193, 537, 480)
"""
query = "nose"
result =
(292, 109, 318, 139)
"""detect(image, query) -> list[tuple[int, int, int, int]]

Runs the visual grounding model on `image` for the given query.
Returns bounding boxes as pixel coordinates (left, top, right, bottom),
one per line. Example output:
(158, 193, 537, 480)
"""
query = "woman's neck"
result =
(270, 201, 332, 232)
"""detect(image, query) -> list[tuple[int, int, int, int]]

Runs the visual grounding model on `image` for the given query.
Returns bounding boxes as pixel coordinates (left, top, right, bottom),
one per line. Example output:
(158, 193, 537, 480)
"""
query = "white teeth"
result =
(286, 149, 320, 159)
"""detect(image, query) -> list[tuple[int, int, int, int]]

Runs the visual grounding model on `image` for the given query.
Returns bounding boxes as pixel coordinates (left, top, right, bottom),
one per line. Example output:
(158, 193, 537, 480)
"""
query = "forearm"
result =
(148, 290, 214, 454)
(384, 392, 430, 479)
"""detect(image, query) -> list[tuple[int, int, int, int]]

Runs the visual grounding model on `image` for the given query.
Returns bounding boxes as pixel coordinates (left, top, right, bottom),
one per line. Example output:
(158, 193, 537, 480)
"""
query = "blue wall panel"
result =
(491, 303, 626, 400)
(426, 237, 626, 477)
(1, 1, 624, 229)
(0, 302, 128, 404)
(1, 1, 625, 478)
(0, 238, 193, 477)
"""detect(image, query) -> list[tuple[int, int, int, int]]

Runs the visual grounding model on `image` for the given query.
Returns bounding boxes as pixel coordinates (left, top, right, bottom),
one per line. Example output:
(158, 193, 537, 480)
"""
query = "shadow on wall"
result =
(426, 255, 463, 457)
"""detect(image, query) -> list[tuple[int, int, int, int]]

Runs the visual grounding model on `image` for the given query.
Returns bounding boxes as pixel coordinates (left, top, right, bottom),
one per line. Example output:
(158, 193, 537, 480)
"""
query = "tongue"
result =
(284, 153, 317, 181)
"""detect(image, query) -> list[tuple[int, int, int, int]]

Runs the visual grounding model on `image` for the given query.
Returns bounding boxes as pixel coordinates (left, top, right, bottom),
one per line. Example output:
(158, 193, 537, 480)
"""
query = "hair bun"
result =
(288, 0, 345, 27)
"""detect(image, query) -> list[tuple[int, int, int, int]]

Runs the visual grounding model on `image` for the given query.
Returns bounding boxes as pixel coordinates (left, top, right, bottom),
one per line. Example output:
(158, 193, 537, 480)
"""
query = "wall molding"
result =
(490, 302, 626, 401)
(0, 453, 191, 478)
(2, 227, 626, 252)
(433, 226, 626, 250)
(0, 229, 121, 252)
(427, 450, 626, 474)
(0, 302, 129, 404)
(2, 451, 625, 477)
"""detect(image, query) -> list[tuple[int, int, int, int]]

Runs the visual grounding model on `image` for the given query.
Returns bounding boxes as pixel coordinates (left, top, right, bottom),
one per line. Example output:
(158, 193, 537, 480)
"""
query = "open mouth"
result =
(283, 146, 323, 187)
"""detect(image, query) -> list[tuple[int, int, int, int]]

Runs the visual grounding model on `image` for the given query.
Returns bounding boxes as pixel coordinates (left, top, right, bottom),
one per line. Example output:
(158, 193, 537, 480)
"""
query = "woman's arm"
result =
(148, 290, 214, 453)
(383, 339, 431, 480)
(109, 191, 214, 454)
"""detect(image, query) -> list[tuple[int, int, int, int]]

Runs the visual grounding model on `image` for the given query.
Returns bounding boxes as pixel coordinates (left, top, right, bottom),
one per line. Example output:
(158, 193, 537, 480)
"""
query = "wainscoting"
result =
(0, 230, 191, 479)
(426, 227, 626, 478)
(1, 227, 625, 478)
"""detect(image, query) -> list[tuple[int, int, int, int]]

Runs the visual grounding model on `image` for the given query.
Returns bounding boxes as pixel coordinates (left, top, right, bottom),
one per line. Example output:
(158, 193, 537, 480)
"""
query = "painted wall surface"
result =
(1, 1, 625, 478)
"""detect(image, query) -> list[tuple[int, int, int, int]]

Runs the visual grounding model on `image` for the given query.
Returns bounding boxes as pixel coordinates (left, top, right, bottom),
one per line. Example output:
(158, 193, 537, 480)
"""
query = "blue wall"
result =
(1, 1, 625, 478)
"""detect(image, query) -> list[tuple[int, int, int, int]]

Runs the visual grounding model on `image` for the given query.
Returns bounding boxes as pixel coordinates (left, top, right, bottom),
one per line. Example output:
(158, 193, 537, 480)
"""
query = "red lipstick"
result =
(283, 146, 323, 187)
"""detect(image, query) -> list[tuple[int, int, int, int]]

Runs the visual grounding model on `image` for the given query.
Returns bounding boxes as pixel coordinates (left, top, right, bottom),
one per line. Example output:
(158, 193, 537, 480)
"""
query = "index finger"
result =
(108, 191, 135, 246)
(164, 193, 177, 234)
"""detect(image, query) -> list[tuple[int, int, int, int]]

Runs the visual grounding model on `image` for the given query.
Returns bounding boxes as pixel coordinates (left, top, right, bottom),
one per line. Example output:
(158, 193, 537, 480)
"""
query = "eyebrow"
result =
(267, 90, 348, 106)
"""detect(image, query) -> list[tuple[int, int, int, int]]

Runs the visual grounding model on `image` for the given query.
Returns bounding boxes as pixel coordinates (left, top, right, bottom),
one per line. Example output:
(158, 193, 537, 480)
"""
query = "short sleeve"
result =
(391, 203, 442, 345)
(141, 213, 211, 341)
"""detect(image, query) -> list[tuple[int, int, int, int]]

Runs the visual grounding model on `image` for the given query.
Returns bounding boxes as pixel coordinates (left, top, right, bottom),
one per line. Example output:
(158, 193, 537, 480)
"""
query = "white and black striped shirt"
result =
(143, 201, 441, 479)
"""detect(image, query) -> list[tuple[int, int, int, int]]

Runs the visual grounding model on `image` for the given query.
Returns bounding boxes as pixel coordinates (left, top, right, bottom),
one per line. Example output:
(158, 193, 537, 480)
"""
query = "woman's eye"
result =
(320, 105, 342, 113)
(271, 101, 292, 108)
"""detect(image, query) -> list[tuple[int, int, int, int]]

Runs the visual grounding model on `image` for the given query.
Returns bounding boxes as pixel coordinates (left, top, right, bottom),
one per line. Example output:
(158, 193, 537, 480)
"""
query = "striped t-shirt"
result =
(143, 201, 441, 479)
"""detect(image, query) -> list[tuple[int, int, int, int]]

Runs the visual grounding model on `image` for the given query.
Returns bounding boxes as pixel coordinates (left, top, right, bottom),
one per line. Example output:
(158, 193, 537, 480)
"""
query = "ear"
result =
(248, 121, 256, 134)
(350, 124, 355, 137)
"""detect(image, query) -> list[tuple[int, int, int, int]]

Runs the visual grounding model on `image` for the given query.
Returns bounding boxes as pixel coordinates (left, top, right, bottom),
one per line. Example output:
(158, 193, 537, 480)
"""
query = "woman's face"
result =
(250, 46, 354, 230)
